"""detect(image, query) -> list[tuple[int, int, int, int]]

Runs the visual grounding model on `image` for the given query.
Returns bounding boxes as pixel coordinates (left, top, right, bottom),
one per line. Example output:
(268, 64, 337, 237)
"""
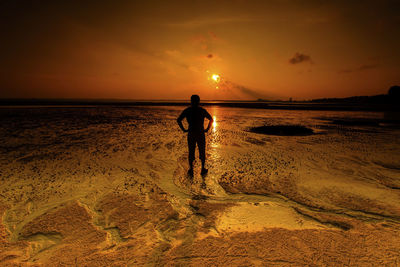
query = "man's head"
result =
(191, 94, 200, 107)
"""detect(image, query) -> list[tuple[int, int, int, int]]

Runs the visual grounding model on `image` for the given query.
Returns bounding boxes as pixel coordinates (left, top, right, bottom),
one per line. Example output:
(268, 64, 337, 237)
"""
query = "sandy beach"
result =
(1, 105, 400, 266)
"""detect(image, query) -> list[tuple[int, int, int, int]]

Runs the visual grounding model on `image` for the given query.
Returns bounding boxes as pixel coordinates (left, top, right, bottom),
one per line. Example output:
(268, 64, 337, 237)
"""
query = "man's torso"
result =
(182, 107, 209, 133)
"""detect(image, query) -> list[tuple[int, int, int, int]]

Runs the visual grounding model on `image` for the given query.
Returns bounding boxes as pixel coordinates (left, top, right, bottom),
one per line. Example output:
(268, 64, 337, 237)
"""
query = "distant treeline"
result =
(310, 85, 400, 105)
(310, 94, 388, 104)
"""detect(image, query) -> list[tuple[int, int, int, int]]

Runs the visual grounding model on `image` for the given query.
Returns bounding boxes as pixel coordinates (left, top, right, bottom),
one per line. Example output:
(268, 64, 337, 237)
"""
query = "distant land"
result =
(0, 86, 398, 112)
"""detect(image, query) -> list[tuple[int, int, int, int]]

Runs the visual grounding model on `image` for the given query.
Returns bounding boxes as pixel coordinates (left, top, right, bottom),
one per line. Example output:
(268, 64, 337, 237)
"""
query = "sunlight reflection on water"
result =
(209, 109, 220, 161)
(212, 115, 217, 132)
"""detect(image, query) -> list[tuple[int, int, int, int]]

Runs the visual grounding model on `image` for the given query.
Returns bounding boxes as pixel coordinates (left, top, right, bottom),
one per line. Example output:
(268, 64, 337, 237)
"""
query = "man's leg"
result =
(197, 133, 207, 175)
(187, 133, 195, 175)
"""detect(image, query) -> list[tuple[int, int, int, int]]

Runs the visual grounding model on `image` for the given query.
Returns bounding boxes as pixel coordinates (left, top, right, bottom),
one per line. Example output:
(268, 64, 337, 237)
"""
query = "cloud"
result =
(338, 64, 379, 74)
(190, 32, 223, 52)
(234, 83, 266, 99)
(217, 80, 274, 100)
(162, 49, 191, 69)
(166, 16, 257, 29)
(358, 64, 379, 70)
(289, 53, 313, 64)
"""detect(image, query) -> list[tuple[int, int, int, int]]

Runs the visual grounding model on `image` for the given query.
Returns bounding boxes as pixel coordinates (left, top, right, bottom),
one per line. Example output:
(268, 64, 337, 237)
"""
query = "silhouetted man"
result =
(177, 95, 213, 177)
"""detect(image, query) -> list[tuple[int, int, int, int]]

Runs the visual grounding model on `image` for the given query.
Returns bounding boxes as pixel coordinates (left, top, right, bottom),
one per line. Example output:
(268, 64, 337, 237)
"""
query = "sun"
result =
(211, 74, 220, 83)
(206, 71, 222, 89)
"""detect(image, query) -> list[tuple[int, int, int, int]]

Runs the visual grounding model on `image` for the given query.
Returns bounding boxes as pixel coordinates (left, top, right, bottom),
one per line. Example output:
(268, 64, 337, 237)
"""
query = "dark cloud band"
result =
(289, 53, 313, 64)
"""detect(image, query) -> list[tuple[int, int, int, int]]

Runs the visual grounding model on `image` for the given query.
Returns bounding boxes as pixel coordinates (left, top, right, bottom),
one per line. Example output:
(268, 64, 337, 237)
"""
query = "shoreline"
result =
(0, 99, 398, 112)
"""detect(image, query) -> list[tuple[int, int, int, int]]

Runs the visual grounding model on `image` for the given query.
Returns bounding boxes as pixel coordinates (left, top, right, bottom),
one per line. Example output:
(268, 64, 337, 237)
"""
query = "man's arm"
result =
(204, 109, 213, 132)
(177, 110, 188, 132)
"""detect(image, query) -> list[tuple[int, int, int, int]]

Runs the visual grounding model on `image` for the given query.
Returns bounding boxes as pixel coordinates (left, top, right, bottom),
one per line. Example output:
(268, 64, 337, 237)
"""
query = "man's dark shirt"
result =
(178, 106, 212, 133)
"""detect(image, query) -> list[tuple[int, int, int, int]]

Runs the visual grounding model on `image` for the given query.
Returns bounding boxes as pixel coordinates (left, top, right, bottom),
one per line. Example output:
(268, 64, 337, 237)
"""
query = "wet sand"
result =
(0, 106, 400, 266)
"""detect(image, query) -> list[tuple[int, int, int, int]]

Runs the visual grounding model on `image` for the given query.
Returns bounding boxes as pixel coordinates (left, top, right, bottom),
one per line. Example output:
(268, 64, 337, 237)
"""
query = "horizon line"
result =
(0, 93, 388, 103)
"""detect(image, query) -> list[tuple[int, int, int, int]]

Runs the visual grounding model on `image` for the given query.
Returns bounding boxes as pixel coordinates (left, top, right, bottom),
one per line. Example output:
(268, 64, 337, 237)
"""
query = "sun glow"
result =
(206, 71, 222, 90)
(211, 74, 220, 83)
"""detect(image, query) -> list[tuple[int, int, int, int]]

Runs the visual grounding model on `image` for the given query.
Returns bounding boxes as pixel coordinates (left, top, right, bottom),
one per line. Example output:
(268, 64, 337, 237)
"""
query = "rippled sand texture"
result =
(0, 106, 400, 266)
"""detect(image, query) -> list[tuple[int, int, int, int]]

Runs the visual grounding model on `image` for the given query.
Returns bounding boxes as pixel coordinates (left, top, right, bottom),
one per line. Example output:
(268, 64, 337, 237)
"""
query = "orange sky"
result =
(1, 0, 399, 100)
